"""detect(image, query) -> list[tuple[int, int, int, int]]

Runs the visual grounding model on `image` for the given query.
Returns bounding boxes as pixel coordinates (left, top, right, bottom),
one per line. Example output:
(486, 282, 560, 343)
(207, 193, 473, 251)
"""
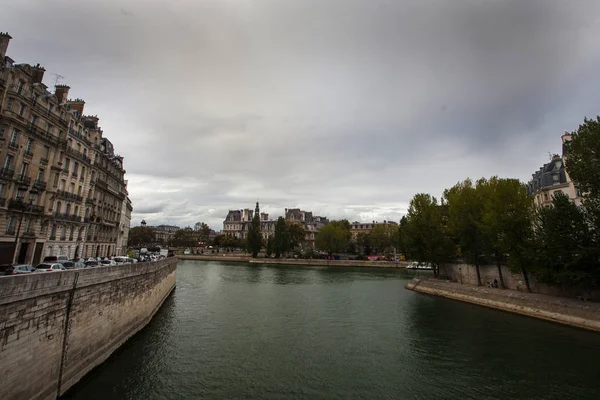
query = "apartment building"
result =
(0, 33, 131, 264)
(526, 133, 582, 207)
(350, 220, 398, 239)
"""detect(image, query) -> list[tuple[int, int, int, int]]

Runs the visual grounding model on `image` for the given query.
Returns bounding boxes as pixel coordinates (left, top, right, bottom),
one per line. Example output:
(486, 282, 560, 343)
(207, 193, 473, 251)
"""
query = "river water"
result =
(64, 260, 600, 400)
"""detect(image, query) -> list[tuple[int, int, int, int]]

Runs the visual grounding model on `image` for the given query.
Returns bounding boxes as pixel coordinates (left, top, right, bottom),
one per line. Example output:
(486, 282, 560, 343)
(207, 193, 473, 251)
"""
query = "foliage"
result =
(287, 221, 306, 249)
(530, 192, 600, 286)
(246, 214, 262, 258)
(266, 236, 274, 258)
(194, 222, 211, 244)
(564, 117, 600, 228)
(273, 217, 289, 257)
(315, 220, 351, 254)
(128, 226, 155, 247)
(369, 224, 399, 254)
(444, 179, 488, 285)
(402, 193, 454, 276)
(171, 228, 196, 248)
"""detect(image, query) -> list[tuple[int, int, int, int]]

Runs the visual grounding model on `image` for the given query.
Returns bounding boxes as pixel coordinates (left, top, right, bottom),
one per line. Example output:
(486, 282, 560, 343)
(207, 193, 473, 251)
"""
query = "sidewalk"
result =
(406, 278, 600, 332)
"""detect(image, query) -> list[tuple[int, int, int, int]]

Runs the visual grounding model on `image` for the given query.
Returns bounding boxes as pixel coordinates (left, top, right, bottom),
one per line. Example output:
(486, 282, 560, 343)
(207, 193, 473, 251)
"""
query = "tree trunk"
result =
(496, 261, 505, 289)
(521, 266, 532, 293)
(475, 263, 482, 286)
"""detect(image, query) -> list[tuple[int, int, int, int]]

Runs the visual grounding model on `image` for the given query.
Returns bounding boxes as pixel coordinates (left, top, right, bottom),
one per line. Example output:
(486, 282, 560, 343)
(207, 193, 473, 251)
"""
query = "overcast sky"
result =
(3, 0, 600, 230)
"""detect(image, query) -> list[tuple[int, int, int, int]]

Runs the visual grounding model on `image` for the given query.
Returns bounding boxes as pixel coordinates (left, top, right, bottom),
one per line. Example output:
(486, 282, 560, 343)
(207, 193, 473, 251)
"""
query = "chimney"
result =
(67, 98, 85, 116)
(55, 85, 70, 104)
(31, 64, 46, 84)
(0, 32, 12, 61)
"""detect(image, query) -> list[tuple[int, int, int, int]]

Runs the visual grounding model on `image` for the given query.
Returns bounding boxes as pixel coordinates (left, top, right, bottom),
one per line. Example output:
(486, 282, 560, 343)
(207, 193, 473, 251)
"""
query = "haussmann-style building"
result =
(0, 33, 131, 264)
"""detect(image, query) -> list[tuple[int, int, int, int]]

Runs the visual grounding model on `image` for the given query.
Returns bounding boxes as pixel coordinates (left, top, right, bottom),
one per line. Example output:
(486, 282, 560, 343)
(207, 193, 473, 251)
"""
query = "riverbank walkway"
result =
(406, 278, 600, 332)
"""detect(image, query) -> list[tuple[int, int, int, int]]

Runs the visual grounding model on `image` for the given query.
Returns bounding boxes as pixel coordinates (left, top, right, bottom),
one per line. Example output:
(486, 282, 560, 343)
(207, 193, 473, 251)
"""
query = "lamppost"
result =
(12, 186, 39, 264)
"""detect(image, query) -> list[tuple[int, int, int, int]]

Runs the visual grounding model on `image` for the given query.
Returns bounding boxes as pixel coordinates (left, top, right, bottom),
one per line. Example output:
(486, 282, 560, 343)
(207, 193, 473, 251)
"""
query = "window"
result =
(78, 185, 82, 196)
(73, 162, 79, 176)
(16, 80, 24, 93)
(6, 97, 13, 110)
(19, 103, 25, 116)
(55, 201, 62, 213)
(552, 174, 559, 184)
(25, 218, 32, 233)
(31, 115, 38, 126)
(4, 154, 14, 169)
(59, 179, 66, 190)
(19, 162, 29, 177)
(80, 166, 85, 179)
(53, 173, 59, 188)
(74, 206, 79, 216)
(65, 158, 70, 172)
(9, 128, 19, 146)
(0, 183, 4, 198)
(44, 145, 50, 158)
(0, 126, 5, 138)
(69, 182, 75, 193)
(77, 143, 82, 153)
(36, 168, 45, 181)
(25, 138, 34, 154)
(6, 216, 15, 234)
(66, 204, 71, 215)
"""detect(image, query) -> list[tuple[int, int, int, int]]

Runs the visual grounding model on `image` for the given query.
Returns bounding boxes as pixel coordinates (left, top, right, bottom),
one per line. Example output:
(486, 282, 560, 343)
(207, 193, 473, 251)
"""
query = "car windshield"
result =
(36, 264, 52, 269)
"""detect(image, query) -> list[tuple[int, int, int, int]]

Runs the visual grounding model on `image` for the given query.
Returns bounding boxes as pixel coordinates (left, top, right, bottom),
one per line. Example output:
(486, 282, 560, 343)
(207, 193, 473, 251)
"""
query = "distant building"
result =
(526, 133, 582, 207)
(116, 196, 132, 254)
(150, 224, 180, 244)
(350, 220, 398, 239)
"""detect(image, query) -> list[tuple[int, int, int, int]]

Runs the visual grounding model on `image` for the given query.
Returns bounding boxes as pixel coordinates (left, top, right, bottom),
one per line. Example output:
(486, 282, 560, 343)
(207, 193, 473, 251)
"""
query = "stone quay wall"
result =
(0, 257, 177, 400)
(178, 254, 408, 268)
(406, 278, 600, 333)
(441, 263, 600, 301)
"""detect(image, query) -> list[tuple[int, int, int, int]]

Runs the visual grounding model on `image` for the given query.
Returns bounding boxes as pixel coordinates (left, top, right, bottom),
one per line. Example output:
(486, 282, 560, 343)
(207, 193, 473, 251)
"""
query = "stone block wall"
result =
(442, 263, 600, 300)
(0, 258, 177, 400)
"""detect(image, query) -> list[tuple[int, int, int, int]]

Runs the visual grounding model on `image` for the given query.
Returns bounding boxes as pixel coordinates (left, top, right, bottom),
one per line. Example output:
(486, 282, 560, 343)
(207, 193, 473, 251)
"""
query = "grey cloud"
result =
(3, 0, 600, 229)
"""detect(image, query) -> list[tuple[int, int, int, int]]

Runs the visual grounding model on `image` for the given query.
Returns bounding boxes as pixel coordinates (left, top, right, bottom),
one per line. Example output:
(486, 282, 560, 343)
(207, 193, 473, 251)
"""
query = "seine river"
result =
(64, 260, 600, 400)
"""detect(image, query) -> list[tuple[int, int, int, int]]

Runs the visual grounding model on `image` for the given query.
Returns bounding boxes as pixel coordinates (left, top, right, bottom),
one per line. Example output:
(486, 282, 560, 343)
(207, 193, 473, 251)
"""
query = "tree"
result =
(356, 232, 373, 255)
(273, 217, 289, 257)
(564, 116, 600, 223)
(287, 222, 306, 249)
(247, 214, 262, 258)
(266, 236, 274, 258)
(128, 226, 155, 247)
(171, 228, 196, 248)
(480, 177, 534, 291)
(444, 178, 487, 286)
(403, 193, 454, 277)
(531, 192, 600, 286)
(315, 220, 351, 255)
(370, 224, 398, 255)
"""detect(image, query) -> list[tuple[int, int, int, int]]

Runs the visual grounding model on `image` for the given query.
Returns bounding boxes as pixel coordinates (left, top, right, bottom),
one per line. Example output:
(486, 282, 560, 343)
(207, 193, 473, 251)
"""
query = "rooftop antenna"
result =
(52, 73, 65, 89)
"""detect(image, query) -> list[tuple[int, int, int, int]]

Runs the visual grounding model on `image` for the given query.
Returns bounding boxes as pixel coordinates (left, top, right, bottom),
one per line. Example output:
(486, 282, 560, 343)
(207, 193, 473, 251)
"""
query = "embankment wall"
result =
(406, 278, 600, 332)
(0, 257, 177, 400)
(178, 254, 408, 268)
(442, 263, 600, 301)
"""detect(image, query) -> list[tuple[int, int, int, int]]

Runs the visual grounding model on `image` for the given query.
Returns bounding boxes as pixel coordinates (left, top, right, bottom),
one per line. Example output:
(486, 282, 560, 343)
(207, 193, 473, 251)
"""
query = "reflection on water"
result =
(64, 260, 600, 400)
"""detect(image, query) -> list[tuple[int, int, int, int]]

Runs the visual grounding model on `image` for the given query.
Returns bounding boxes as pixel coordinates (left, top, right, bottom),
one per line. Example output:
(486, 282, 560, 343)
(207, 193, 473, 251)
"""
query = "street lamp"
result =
(12, 186, 39, 264)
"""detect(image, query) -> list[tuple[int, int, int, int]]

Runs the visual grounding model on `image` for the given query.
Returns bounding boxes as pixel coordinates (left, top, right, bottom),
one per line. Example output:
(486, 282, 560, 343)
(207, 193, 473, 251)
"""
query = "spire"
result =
(255, 201, 260, 215)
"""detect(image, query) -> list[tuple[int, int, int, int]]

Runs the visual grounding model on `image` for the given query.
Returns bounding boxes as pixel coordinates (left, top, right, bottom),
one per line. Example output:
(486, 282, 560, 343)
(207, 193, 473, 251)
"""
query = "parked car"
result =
(113, 256, 130, 265)
(100, 259, 117, 266)
(43, 255, 69, 263)
(35, 263, 67, 272)
(84, 260, 100, 267)
(62, 261, 86, 270)
(1, 264, 36, 275)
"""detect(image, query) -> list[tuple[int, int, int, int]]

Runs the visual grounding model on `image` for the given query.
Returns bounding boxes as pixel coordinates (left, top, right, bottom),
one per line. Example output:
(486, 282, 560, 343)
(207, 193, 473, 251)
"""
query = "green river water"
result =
(63, 260, 600, 400)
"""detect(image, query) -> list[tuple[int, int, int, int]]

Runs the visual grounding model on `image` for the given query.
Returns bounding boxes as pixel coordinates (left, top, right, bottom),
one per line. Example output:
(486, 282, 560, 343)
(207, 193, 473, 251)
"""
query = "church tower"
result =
(255, 201, 260, 216)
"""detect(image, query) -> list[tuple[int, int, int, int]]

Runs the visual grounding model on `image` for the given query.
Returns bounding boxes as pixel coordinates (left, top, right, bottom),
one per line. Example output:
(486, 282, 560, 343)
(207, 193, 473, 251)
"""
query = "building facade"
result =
(117, 196, 133, 254)
(150, 224, 180, 244)
(526, 133, 582, 207)
(0, 33, 130, 264)
(350, 220, 398, 239)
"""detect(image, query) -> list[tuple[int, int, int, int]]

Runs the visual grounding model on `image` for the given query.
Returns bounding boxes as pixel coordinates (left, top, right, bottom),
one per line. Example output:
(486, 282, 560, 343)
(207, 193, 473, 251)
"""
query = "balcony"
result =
(14, 174, 31, 186)
(95, 178, 107, 189)
(56, 189, 83, 203)
(33, 179, 47, 191)
(22, 231, 36, 238)
(68, 128, 91, 146)
(0, 168, 14, 180)
(28, 124, 61, 144)
(8, 141, 19, 150)
(66, 146, 91, 164)
(71, 172, 78, 179)
(85, 198, 95, 205)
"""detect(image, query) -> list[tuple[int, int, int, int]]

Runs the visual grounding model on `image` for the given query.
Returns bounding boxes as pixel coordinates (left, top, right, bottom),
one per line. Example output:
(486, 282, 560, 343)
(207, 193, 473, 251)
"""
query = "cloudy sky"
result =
(3, 0, 600, 229)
